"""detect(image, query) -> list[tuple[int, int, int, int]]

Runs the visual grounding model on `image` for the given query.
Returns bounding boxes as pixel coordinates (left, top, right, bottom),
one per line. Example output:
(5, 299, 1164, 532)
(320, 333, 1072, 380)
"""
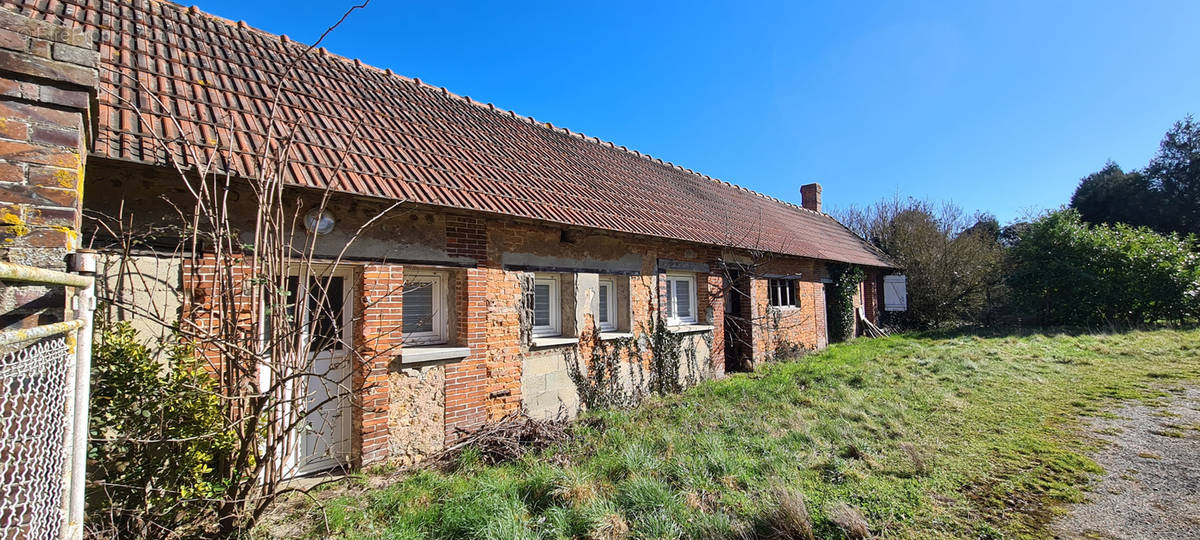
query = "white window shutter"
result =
(884, 275, 907, 312)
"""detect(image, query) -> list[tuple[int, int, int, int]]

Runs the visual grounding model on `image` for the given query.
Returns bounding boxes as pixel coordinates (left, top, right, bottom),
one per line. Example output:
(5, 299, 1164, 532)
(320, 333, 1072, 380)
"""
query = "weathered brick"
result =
(18, 82, 37, 100)
(28, 165, 77, 189)
(0, 183, 78, 208)
(0, 100, 81, 128)
(0, 78, 19, 97)
(0, 140, 79, 168)
(0, 162, 22, 182)
(51, 43, 97, 68)
(0, 118, 27, 141)
(28, 38, 49, 59)
(24, 206, 77, 228)
(0, 28, 26, 52)
(38, 85, 89, 109)
(15, 227, 69, 248)
(0, 49, 96, 89)
(29, 125, 76, 147)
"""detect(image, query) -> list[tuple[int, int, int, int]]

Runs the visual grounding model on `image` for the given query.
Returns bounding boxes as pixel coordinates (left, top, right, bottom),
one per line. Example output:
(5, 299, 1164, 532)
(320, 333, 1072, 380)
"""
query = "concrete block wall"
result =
(0, 8, 96, 329)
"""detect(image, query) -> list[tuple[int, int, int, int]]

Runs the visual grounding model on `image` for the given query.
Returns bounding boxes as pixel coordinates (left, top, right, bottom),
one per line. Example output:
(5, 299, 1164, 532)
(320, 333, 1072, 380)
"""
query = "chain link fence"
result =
(0, 337, 73, 540)
(0, 257, 96, 540)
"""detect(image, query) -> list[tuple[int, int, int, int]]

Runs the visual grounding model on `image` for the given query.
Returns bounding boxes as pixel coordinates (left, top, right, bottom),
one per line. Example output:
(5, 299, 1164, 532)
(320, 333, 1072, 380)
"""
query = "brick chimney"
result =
(0, 9, 98, 329)
(800, 183, 822, 212)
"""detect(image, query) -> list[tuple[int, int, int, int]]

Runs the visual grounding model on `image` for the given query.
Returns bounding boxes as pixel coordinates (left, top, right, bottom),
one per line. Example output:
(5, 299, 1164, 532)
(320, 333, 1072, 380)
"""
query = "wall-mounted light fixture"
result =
(304, 208, 336, 235)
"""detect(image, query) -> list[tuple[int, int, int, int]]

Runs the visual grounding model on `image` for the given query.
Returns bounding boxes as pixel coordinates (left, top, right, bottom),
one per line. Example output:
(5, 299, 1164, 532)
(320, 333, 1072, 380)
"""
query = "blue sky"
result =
(201, 0, 1200, 224)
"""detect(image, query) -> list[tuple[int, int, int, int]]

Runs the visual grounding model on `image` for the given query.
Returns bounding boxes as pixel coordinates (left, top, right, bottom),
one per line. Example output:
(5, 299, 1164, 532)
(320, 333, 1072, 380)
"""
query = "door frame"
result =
(266, 263, 357, 476)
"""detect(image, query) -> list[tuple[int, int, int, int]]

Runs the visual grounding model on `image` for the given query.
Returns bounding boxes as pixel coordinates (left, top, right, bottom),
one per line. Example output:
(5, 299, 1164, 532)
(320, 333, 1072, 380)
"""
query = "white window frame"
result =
(402, 270, 448, 346)
(768, 278, 799, 309)
(532, 274, 562, 337)
(598, 278, 617, 332)
(665, 272, 697, 325)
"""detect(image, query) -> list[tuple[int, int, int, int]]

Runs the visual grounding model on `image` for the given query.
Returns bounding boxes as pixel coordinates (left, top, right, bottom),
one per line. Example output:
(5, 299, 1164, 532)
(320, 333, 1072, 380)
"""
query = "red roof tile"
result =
(5, 0, 892, 267)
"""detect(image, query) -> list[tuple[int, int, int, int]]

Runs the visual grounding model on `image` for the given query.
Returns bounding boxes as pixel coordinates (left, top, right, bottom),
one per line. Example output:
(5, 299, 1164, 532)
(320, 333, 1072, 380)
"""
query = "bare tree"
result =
(835, 195, 1007, 328)
(76, 3, 435, 537)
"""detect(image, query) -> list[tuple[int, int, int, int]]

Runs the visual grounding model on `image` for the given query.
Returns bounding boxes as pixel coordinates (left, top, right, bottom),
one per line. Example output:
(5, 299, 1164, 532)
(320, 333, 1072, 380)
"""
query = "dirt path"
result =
(1052, 386, 1200, 539)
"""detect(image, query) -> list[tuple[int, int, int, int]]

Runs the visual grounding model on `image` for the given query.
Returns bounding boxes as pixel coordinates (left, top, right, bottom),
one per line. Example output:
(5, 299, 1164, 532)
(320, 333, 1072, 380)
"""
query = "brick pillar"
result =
(358, 264, 403, 465)
(444, 215, 489, 439)
(0, 9, 96, 329)
(702, 251, 725, 376)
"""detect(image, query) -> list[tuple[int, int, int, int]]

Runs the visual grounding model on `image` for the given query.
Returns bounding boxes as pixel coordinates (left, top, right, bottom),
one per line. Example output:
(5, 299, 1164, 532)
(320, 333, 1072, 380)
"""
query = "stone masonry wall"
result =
(387, 364, 444, 467)
(0, 8, 96, 329)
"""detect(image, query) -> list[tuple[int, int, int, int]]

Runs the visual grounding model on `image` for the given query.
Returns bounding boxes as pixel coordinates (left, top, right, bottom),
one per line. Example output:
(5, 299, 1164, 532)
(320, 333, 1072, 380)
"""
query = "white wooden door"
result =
(288, 267, 355, 475)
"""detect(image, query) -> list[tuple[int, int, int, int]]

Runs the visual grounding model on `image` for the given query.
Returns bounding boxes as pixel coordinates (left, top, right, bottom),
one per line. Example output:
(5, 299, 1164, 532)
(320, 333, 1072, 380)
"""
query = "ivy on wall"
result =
(566, 314, 705, 411)
(565, 334, 639, 410)
(827, 263, 865, 343)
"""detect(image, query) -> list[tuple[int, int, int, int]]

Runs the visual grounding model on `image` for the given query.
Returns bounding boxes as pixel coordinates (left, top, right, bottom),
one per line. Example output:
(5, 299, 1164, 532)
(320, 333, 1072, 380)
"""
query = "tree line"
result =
(837, 116, 1200, 329)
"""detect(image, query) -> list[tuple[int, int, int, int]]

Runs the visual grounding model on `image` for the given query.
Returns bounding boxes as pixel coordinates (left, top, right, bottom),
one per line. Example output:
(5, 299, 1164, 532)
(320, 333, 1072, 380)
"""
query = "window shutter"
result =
(884, 275, 907, 312)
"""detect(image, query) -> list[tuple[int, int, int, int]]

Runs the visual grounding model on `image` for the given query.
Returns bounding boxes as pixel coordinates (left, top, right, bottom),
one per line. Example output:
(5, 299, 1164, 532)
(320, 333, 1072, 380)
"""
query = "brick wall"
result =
(0, 8, 96, 329)
(746, 259, 833, 364)
(443, 215, 491, 439)
(358, 264, 402, 465)
(703, 269, 725, 376)
(749, 278, 770, 365)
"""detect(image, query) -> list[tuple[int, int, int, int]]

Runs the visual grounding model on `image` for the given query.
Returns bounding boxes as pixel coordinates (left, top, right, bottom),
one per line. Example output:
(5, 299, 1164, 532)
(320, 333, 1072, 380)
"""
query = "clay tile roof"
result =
(5, 0, 893, 268)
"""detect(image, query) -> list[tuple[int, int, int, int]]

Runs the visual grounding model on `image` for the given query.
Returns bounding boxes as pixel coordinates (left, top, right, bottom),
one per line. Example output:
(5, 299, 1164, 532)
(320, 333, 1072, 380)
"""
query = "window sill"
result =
(401, 346, 470, 364)
(599, 332, 633, 341)
(768, 306, 801, 312)
(531, 336, 579, 349)
(667, 324, 714, 334)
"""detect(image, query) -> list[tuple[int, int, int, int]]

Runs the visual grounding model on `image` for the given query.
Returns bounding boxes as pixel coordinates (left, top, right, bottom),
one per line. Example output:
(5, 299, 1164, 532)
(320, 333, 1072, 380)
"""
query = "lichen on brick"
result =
(1, 210, 30, 237)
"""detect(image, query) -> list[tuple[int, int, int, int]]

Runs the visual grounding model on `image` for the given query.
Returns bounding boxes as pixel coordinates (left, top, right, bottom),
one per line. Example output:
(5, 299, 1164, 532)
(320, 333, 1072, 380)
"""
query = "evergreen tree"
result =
(1146, 115, 1200, 236)
(1069, 162, 1161, 230)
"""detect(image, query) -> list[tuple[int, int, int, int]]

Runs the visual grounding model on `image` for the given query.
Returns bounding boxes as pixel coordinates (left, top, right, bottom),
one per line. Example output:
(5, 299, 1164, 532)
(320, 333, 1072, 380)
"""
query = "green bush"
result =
(1008, 209, 1200, 326)
(87, 322, 232, 539)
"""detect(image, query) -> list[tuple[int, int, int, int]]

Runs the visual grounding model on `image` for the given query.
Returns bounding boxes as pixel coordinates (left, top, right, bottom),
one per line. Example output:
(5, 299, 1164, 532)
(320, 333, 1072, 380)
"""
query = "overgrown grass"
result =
(278, 328, 1200, 539)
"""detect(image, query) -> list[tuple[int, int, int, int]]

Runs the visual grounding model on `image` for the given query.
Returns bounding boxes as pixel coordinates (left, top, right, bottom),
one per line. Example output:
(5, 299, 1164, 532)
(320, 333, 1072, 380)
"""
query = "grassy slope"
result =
(292, 329, 1200, 539)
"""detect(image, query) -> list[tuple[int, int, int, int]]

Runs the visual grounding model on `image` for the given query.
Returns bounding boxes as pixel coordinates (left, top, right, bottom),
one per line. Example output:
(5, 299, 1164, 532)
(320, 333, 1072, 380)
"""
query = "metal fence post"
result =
(67, 251, 96, 540)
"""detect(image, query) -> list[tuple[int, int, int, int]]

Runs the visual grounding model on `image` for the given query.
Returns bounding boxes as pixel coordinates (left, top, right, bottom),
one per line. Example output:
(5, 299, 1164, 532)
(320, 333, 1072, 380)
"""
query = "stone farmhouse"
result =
(0, 0, 894, 472)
